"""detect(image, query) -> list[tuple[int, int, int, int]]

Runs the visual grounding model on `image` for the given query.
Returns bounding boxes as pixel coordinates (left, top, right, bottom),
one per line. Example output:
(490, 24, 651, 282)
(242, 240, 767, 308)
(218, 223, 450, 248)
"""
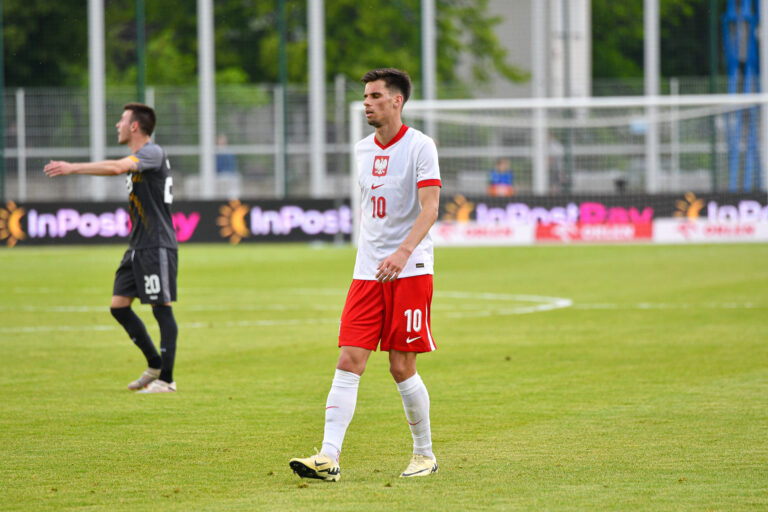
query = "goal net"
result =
(350, 94, 768, 245)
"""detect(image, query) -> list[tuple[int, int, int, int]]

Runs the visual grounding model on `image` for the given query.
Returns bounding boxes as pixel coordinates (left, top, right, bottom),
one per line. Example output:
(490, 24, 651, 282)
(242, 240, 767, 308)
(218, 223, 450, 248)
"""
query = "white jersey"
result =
(353, 125, 441, 280)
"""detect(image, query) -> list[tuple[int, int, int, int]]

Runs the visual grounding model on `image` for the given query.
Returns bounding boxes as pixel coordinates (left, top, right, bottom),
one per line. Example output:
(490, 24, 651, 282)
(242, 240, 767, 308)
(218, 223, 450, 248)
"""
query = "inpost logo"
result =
(0, 201, 26, 247)
(442, 195, 475, 223)
(217, 199, 250, 244)
(674, 192, 705, 220)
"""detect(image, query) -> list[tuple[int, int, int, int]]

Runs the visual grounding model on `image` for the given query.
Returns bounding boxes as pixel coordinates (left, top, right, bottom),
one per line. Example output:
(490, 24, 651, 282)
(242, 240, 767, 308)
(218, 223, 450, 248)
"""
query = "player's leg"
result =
(288, 346, 368, 482)
(390, 350, 436, 475)
(322, 279, 383, 459)
(290, 351, 370, 481)
(139, 302, 178, 393)
(392, 358, 439, 478)
(384, 276, 438, 477)
(290, 280, 382, 481)
(136, 248, 179, 394)
(110, 295, 162, 390)
(110, 250, 162, 389)
(320, 346, 370, 458)
(110, 294, 162, 370)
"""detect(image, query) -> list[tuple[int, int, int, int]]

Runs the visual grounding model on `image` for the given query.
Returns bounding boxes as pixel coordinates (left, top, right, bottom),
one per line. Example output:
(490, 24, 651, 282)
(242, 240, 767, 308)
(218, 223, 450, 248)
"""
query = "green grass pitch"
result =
(1, 243, 767, 511)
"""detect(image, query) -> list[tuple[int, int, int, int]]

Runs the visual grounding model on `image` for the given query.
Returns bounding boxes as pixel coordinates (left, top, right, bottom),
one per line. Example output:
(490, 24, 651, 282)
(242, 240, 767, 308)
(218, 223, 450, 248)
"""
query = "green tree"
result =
(2, 0, 88, 86)
(592, 0, 726, 79)
(104, 1, 200, 86)
(319, 0, 526, 92)
(3, 0, 524, 91)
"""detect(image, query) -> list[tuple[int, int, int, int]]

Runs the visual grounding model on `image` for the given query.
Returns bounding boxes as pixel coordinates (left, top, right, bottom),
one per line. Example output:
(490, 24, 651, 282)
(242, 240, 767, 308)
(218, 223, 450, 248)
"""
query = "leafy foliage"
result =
(2, 0, 523, 90)
(592, 0, 726, 79)
(2, 0, 88, 86)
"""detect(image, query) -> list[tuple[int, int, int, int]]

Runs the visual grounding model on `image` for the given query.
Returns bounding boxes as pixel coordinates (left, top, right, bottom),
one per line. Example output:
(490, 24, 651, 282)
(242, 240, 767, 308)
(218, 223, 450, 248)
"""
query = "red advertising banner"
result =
(536, 223, 653, 243)
(653, 219, 768, 243)
(431, 221, 534, 246)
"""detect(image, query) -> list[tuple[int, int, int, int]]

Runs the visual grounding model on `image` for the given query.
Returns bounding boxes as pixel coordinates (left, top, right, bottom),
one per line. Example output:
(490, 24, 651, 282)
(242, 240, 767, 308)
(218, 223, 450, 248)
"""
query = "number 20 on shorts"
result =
(144, 274, 161, 295)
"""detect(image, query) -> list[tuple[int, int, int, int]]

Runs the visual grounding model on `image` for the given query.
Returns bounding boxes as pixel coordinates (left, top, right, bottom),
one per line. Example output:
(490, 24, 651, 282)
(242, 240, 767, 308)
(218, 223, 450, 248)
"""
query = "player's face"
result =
(363, 80, 401, 128)
(115, 110, 134, 144)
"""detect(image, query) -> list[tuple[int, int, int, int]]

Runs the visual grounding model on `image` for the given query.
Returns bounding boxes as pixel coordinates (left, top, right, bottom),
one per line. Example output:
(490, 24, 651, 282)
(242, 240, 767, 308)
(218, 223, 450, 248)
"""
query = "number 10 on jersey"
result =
(371, 196, 386, 218)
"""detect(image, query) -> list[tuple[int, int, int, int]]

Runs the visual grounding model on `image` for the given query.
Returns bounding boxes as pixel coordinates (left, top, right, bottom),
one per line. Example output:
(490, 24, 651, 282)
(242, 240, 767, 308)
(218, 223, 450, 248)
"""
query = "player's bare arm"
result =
(376, 185, 440, 282)
(44, 156, 138, 178)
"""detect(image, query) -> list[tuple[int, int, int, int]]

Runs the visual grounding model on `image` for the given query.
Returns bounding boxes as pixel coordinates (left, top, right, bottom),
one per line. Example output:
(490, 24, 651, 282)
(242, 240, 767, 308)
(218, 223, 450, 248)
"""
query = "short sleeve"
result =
(133, 144, 163, 173)
(416, 137, 441, 188)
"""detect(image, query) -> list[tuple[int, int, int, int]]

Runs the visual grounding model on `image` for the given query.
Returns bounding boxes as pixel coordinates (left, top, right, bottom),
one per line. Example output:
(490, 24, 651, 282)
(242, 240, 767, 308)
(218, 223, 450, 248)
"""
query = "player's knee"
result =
(336, 355, 365, 376)
(389, 351, 417, 382)
(389, 364, 415, 383)
(151, 303, 174, 317)
(111, 296, 132, 309)
(152, 304, 178, 333)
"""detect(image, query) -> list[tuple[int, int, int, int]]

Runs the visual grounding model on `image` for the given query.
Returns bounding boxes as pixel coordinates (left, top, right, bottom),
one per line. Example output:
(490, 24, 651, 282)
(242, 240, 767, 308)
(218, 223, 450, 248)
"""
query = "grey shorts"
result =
(113, 248, 178, 304)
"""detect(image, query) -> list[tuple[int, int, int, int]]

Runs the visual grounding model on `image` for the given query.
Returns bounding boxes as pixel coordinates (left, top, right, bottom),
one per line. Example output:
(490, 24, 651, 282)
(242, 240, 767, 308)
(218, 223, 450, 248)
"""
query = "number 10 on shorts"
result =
(404, 308, 423, 332)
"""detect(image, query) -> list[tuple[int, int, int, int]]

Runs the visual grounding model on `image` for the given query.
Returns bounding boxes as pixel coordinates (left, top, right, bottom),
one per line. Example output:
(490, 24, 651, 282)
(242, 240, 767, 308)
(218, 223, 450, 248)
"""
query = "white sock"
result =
(396, 373, 434, 459)
(321, 369, 360, 462)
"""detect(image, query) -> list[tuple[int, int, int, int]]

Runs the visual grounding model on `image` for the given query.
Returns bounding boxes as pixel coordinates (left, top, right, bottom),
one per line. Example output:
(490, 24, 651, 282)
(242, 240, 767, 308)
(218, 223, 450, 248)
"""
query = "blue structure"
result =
(723, 0, 762, 191)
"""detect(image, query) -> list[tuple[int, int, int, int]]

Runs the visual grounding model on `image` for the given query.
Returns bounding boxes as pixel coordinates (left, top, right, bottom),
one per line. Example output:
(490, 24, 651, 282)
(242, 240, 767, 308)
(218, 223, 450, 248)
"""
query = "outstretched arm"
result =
(44, 156, 138, 177)
(376, 185, 440, 283)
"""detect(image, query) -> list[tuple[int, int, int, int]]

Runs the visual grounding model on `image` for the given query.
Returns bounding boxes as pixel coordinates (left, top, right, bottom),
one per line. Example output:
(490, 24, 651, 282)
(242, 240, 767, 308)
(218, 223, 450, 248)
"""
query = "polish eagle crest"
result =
(372, 156, 389, 176)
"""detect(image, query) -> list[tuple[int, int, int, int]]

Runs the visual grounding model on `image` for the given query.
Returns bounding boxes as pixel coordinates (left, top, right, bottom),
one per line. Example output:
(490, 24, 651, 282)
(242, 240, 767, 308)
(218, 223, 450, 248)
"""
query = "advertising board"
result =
(432, 192, 768, 246)
(3, 192, 766, 247)
(0, 199, 351, 247)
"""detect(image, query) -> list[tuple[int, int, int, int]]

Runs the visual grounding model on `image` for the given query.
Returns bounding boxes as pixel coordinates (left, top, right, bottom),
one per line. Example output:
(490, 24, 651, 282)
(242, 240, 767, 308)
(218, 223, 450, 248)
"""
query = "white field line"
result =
(1, 288, 763, 334)
(0, 303, 340, 313)
(0, 318, 341, 335)
(10, 287, 106, 294)
(3, 300, 760, 315)
(572, 302, 763, 310)
(436, 293, 573, 318)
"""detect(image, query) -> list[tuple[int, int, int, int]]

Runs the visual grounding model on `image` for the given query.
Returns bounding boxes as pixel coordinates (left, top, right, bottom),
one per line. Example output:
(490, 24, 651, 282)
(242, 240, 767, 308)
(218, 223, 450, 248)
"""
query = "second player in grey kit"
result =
(44, 103, 180, 393)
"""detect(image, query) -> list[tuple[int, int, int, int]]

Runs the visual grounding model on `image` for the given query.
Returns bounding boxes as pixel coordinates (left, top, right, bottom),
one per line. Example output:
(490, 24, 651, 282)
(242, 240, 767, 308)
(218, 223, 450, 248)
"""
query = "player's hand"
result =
(376, 246, 411, 283)
(44, 160, 75, 177)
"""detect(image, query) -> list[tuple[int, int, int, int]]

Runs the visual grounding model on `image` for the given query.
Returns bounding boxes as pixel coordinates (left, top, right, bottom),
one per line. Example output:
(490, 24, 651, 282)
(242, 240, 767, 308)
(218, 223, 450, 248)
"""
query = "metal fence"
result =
(3, 83, 358, 202)
(3, 77, 765, 202)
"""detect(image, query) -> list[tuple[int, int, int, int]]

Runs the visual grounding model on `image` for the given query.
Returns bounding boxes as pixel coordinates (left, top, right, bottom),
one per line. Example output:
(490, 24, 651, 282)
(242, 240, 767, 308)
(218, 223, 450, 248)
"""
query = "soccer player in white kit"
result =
(290, 68, 441, 481)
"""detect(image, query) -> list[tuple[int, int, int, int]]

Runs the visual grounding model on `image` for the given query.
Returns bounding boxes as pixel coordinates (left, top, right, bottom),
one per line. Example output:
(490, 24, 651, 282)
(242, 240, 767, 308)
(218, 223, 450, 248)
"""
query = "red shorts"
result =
(339, 275, 436, 353)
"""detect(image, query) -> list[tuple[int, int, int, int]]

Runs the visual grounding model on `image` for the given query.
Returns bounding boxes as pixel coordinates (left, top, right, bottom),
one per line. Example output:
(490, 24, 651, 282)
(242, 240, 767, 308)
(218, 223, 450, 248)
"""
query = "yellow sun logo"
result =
(217, 199, 250, 244)
(442, 195, 475, 223)
(0, 201, 26, 248)
(674, 192, 705, 221)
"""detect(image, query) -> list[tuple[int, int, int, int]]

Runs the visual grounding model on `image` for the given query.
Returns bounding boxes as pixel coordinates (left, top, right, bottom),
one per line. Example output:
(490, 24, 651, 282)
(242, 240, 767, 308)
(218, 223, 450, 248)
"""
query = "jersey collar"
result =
(374, 124, 409, 150)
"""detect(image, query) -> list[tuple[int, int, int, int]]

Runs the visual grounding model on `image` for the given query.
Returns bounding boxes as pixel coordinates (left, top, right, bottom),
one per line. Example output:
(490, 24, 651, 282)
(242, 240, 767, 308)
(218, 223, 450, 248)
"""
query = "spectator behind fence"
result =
(216, 134, 238, 174)
(488, 157, 514, 196)
(215, 134, 242, 199)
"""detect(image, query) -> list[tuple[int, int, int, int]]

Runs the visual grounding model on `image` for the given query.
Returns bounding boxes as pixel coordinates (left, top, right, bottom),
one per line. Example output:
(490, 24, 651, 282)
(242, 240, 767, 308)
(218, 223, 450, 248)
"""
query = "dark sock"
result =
(110, 307, 162, 369)
(152, 305, 178, 383)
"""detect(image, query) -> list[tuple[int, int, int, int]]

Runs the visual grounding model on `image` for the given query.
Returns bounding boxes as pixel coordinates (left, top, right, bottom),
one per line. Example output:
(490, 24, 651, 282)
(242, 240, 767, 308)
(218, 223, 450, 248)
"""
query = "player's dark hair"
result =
(361, 68, 412, 104)
(123, 102, 157, 136)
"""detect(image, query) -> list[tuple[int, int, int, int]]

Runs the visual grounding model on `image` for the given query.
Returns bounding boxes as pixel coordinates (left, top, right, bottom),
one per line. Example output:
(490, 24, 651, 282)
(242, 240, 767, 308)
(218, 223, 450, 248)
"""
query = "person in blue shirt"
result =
(216, 134, 238, 174)
(488, 157, 514, 196)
